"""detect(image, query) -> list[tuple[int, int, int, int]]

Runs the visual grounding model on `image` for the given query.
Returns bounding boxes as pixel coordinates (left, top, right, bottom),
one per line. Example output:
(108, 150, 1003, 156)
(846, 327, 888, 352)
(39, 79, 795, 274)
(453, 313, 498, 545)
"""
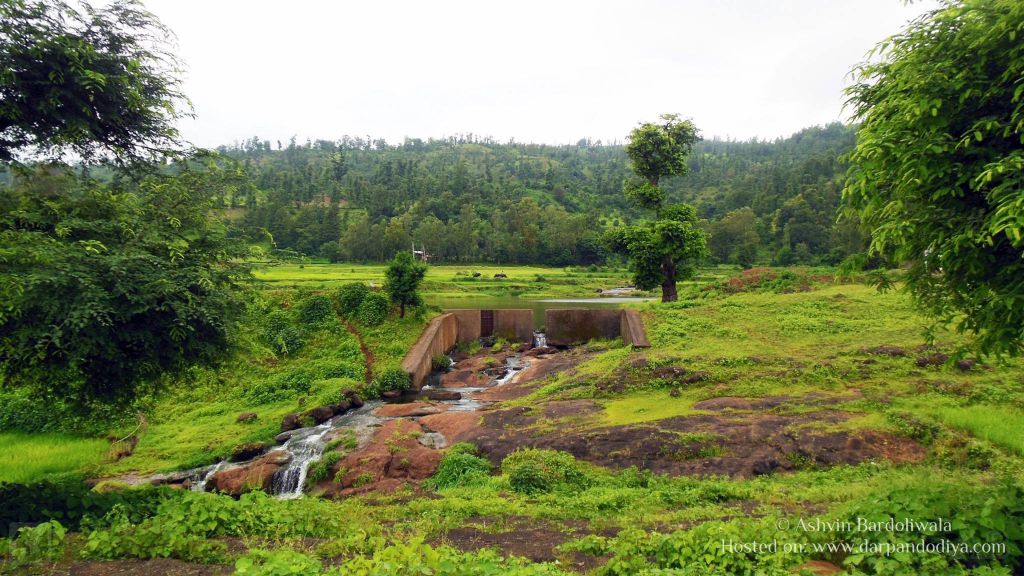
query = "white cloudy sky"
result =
(142, 0, 937, 147)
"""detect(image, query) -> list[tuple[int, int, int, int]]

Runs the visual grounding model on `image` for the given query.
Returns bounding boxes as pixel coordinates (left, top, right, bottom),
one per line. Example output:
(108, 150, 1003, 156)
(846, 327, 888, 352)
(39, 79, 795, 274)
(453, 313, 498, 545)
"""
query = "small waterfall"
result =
(269, 403, 382, 499)
(533, 332, 546, 348)
(191, 460, 226, 492)
(270, 420, 333, 499)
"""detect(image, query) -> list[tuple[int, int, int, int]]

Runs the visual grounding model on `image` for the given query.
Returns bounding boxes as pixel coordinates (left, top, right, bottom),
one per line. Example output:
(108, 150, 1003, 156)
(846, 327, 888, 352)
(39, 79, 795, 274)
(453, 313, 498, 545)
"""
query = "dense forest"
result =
(217, 123, 862, 266)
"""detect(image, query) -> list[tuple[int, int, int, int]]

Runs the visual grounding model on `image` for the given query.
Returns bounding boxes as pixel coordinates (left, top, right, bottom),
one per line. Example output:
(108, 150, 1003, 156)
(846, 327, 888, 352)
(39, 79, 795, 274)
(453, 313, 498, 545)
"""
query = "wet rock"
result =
(306, 405, 335, 424)
(274, 430, 294, 444)
(229, 441, 269, 462)
(280, 413, 301, 433)
(335, 399, 352, 413)
(382, 390, 402, 399)
(418, 432, 447, 449)
(440, 369, 489, 388)
(209, 451, 289, 496)
(323, 419, 443, 497)
(523, 346, 557, 358)
(419, 412, 480, 444)
(422, 389, 462, 401)
(236, 412, 258, 423)
(374, 402, 447, 418)
(450, 351, 470, 363)
(342, 389, 364, 408)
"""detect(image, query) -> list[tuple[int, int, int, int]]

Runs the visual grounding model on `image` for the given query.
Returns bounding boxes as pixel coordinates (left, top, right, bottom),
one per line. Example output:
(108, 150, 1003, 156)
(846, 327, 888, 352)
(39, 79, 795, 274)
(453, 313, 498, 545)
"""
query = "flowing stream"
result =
(190, 347, 535, 498)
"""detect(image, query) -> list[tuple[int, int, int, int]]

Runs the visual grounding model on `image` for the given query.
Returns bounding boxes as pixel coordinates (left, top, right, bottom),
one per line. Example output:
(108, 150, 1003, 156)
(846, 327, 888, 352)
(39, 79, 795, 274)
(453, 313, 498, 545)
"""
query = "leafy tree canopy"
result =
(844, 0, 1024, 356)
(0, 0, 190, 165)
(610, 115, 708, 301)
(0, 156, 251, 404)
(384, 251, 427, 318)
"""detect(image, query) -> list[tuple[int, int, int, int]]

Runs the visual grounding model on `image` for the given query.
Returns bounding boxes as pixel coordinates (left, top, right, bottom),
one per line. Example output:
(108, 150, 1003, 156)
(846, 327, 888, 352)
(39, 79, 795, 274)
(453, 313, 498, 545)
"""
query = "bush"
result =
(0, 478, 172, 532)
(427, 450, 492, 489)
(502, 448, 590, 495)
(334, 283, 369, 317)
(298, 295, 335, 327)
(263, 310, 305, 356)
(372, 368, 410, 394)
(356, 293, 389, 326)
(431, 354, 453, 371)
(234, 549, 324, 575)
(1, 520, 67, 570)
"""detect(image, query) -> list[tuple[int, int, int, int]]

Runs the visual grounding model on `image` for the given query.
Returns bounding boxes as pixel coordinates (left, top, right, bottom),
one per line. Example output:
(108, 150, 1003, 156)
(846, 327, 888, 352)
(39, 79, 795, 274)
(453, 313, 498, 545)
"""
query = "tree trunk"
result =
(399, 302, 406, 318)
(661, 255, 678, 303)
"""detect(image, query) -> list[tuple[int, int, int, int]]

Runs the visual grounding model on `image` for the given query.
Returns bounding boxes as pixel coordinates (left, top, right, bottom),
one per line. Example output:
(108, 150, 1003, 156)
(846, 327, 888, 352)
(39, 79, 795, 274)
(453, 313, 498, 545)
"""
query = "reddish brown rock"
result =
(321, 419, 443, 497)
(797, 560, 843, 575)
(209, 450, 290, 496)
(418, 411, 481, 443)
(374, 402, 448, 418)
(440, 369, 490, 388)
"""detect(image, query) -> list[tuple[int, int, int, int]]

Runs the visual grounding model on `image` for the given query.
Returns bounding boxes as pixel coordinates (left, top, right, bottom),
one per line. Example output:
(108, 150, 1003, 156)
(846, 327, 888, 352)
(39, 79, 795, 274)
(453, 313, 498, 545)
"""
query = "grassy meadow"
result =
(3, 265, 1024, 575)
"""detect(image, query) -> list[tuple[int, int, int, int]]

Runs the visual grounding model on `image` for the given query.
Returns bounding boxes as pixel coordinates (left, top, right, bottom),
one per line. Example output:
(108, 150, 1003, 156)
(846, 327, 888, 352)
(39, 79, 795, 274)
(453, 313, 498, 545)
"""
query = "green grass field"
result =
(0, 433, 110, 484)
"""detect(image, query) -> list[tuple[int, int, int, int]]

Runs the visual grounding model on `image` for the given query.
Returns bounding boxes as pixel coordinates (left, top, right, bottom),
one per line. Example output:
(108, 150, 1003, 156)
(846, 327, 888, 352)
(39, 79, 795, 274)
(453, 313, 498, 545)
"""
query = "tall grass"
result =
(934, 405, 1024, 455)
(0, 433, 109, 484)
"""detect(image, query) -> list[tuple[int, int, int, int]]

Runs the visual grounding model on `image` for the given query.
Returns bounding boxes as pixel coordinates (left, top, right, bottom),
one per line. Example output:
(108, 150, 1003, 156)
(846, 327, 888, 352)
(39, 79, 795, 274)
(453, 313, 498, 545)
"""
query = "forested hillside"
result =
(219, 123, 862, 266)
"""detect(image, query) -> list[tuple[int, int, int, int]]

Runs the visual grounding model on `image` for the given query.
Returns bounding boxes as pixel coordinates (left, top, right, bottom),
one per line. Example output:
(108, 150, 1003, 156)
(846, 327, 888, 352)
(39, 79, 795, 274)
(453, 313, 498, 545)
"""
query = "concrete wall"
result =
(448, 309, 482, 343)
(493, 309, 534, 343)
(401, 313, 459, 390)
(403, 308, 650, 387)
(620, 309, 651, 348)
(544, 309, 622, 346)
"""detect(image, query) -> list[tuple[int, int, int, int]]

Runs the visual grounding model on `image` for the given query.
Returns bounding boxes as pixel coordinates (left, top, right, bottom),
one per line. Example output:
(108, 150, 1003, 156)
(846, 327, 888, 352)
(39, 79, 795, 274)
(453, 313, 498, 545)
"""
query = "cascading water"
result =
(533, 331, 546, 348)
(269, 403, 382, 498)
(270, 421, 332, 498)
(191, 460, 227, 492)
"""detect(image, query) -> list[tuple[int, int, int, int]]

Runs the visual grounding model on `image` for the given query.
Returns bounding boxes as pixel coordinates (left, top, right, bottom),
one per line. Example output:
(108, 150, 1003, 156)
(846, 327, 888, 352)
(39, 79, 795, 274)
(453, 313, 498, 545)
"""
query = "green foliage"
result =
(431, 354, 453, 371)
(841, 480, 1024, 574)
(235, 549, 324, 576)
(0, 520, 67, 571)
(502, 448, 590, 495)
(263, 310, 306, 357)
(332, 539, 571, 576)
(0, 162, 251, 404)
(605, 204, 708, 301)
(844, 0, 1024, 356)
(372, 367, 410, 394)
(0, 478, 173, 532)
(335, 282, 370, 316)
(427, 450, 493, 489)
(307, 451, 343, 485)
(624, 114, 700, 187)
(356, 292, 390, 326)
(384, 251, 427, 318)
(298, 295, 336, 327)
(0, 0, 188, 164)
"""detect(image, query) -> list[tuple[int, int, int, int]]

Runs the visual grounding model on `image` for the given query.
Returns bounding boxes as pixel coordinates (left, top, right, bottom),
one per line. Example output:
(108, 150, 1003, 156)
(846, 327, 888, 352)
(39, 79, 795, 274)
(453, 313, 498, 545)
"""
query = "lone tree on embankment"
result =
(607, 114, 708, 302)
(844, 0, 1024, 356)
(384, 251, 427, 318)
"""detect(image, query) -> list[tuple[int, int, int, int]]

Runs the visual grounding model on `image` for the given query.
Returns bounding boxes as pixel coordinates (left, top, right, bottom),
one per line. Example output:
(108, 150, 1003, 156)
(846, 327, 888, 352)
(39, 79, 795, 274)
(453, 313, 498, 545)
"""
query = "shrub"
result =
(431, 354, 453, 371)
(1, 520, 67, 570)
(356, 293, 389, 326)
(263, 310, 304, 356)
(502, 448, 590, 495)
(334, 283, 369, 317)
(298, 295, 335, 327)
(427, 451, 492, 489)
(372, 368, 410, 394)
(234, 549, 324, 576)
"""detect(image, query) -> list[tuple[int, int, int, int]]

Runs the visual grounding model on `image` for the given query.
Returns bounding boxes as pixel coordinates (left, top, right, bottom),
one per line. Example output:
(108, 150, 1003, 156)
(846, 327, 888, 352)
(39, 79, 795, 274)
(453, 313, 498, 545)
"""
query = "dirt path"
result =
(345, 321, 374, 385)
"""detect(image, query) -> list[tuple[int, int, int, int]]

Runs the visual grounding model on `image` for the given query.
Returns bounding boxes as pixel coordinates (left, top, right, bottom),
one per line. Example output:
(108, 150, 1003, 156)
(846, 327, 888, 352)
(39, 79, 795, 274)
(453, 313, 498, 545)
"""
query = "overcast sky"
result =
(142, 0, 937, 147)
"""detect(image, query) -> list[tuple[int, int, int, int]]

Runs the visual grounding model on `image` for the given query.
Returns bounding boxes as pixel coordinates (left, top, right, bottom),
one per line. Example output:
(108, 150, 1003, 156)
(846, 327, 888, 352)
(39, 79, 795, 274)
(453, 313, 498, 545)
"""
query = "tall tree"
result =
(844, 0, 1024, 356)
(0, 0, 190, 165)
(611, 114, 707, 302)
(384, 251, 427, 318)
(0, 159, 250, 404)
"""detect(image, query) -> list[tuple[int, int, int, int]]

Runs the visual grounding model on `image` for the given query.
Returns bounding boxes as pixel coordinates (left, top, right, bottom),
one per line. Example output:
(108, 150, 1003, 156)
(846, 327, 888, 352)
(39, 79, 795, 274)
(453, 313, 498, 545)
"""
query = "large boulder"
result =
(319, 419, 442, 497)
(229, 441, 269, 462)
(209, 450, 290, 496)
